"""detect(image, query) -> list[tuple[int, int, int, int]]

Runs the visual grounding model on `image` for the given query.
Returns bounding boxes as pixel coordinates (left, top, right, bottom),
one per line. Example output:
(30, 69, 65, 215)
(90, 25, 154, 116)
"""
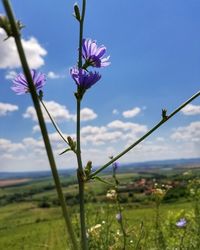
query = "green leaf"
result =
(59, 148, 71, 155)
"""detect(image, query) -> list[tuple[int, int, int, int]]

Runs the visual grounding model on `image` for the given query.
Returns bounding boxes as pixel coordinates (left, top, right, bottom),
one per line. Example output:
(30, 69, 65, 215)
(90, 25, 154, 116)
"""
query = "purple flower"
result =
(116, 213, 122, 222)
(82, 38, 110, 68)
(70, 67, 101, 90)
(176, 218, 187, 228)
(113, 162, 119, 172)
(11, 70, 46, 95)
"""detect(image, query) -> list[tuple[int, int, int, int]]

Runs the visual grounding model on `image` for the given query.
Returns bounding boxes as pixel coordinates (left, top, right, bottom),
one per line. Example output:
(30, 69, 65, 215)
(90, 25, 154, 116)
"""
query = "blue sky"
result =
(0, 0, 199, 172)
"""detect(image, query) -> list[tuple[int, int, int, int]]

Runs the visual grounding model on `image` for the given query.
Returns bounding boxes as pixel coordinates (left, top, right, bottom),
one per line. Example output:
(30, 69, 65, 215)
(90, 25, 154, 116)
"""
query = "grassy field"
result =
(0, 168, 200, 249)
(0, 200, 194, 250)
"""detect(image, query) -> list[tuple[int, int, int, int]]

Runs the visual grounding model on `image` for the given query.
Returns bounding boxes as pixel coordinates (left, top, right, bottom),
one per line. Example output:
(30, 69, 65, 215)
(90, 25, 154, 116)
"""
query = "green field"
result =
(1, 168, 200, 249)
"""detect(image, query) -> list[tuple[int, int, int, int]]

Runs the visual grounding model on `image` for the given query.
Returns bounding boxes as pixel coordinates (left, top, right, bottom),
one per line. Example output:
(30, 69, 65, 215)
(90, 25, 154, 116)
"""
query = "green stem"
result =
(76, 99, 88, 250)
(2, 1, 78, 249)
(75, 0, 88, 249)
(39, 98, 69, 145)
(113, 170, 126, 250)
(78, 0, 86, 69)
(89, 90, 200, 178)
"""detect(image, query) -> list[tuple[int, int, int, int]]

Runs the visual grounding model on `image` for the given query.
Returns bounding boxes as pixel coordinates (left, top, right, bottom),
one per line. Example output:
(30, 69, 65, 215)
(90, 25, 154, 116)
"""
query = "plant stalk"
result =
(75, 0, 88, 249)
(39, 98, 69, 145)
(90, 90, 200, 178)
(2, 1, 78, 249)
(76, 98, 88, 250)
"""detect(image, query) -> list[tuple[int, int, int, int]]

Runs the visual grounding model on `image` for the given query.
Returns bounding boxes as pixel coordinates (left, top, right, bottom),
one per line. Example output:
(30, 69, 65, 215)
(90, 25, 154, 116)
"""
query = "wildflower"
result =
(82, 38, 110, 68)
(113, 161, 119, 172)
(116, 229, 122, 236)
(152, 188, 166, 197)
(106, 189, 117, 200)
(88, 224, 102, 234)
(11, 70, 46, 95)
(176, 218, 187, 228)
(70, 67, 101, 91)
(116, 213, 122, 222)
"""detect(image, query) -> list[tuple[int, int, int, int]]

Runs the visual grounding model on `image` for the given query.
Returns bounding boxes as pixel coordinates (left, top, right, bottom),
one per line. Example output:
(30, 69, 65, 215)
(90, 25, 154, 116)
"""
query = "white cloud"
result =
(181, 104, 200, 116)
(80, 108, 97, 121)
(80, 125, 121, 146)
(5, 70, 17, 79)
(72, 108, 98, 122)
(32, 125, 40, 133)
(82, 130, 122, 146)
(122, 107, 141, 118)
(0, 102, 18, 116)
(23, 101, 74, 123)
(156, 137, 165, 142)
(79, 120, 147, 146)
(107, 120, 147, 133)
(23, 101, 97, 124)
(171, 121, 200, 142)
(0, 138, 24, 152)
(47, 71, 62, 79)
(22, 137, 44, 148)
(81, 126, 107, 135)
(0, 28, 47, 69)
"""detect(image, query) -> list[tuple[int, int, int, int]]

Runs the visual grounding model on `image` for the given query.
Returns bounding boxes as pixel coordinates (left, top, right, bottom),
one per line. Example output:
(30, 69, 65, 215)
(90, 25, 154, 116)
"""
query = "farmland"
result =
(1, 159, 200, 249)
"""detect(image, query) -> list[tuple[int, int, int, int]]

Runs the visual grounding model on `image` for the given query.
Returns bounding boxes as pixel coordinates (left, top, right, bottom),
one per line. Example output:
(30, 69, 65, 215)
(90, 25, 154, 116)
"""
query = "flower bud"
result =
(84, 161, 92, 177)
(73, 3, 81, 21)
(116, 213, 122, 222)
(0, 15, 12, 38)
(67, 136, 76, 151)
(162, 109, 168, 120)
(0, 14, 24, 39)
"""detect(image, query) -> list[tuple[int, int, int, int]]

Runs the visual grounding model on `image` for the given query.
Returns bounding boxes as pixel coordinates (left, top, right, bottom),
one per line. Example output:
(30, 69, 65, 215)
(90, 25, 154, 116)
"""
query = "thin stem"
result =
(78, 0, 86, 69)
(75, 0, 88, 249)
(113, 169, 126, 250)
(135, 222, 144, 250)
(76, 99, 88, 250)
(39, 98, 69, 145)
(89, 90, 200, 178)
(2, 1, 78, 249)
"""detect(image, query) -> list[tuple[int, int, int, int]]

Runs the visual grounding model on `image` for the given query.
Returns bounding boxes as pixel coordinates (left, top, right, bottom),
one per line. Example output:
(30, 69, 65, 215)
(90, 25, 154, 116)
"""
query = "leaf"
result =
(59, 148, 71, 155)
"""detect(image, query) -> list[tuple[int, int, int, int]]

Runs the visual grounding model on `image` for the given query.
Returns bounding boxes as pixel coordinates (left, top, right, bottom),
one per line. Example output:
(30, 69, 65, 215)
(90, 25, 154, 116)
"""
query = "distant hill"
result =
(0, 169, 75, 180)
(0, 157, 200, 180)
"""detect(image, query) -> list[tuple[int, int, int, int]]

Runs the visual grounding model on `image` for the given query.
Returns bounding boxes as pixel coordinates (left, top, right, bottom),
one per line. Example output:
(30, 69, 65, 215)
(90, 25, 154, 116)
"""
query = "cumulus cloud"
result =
(32, 125, 40, 133)
(23, 101, 97, 124)
(171, 121, 200, 142)
(72, 108, 98, 122)
(0, 28, 47, 69)
(181, 104, 200, 116)
(81, 125, 118, 145)
(80, 108, 97, 121)
(81, 126, 107, 135)
(23, 101, 74, 123)
(79, 120, 147, 146)
(107, 120, 147, 133)
(0, 138, 24, 152)
(82, 130, 122, 146)
(0, 102, 18, 116)
(5, 70, 17, 79)
(122, 107, 141, 118)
